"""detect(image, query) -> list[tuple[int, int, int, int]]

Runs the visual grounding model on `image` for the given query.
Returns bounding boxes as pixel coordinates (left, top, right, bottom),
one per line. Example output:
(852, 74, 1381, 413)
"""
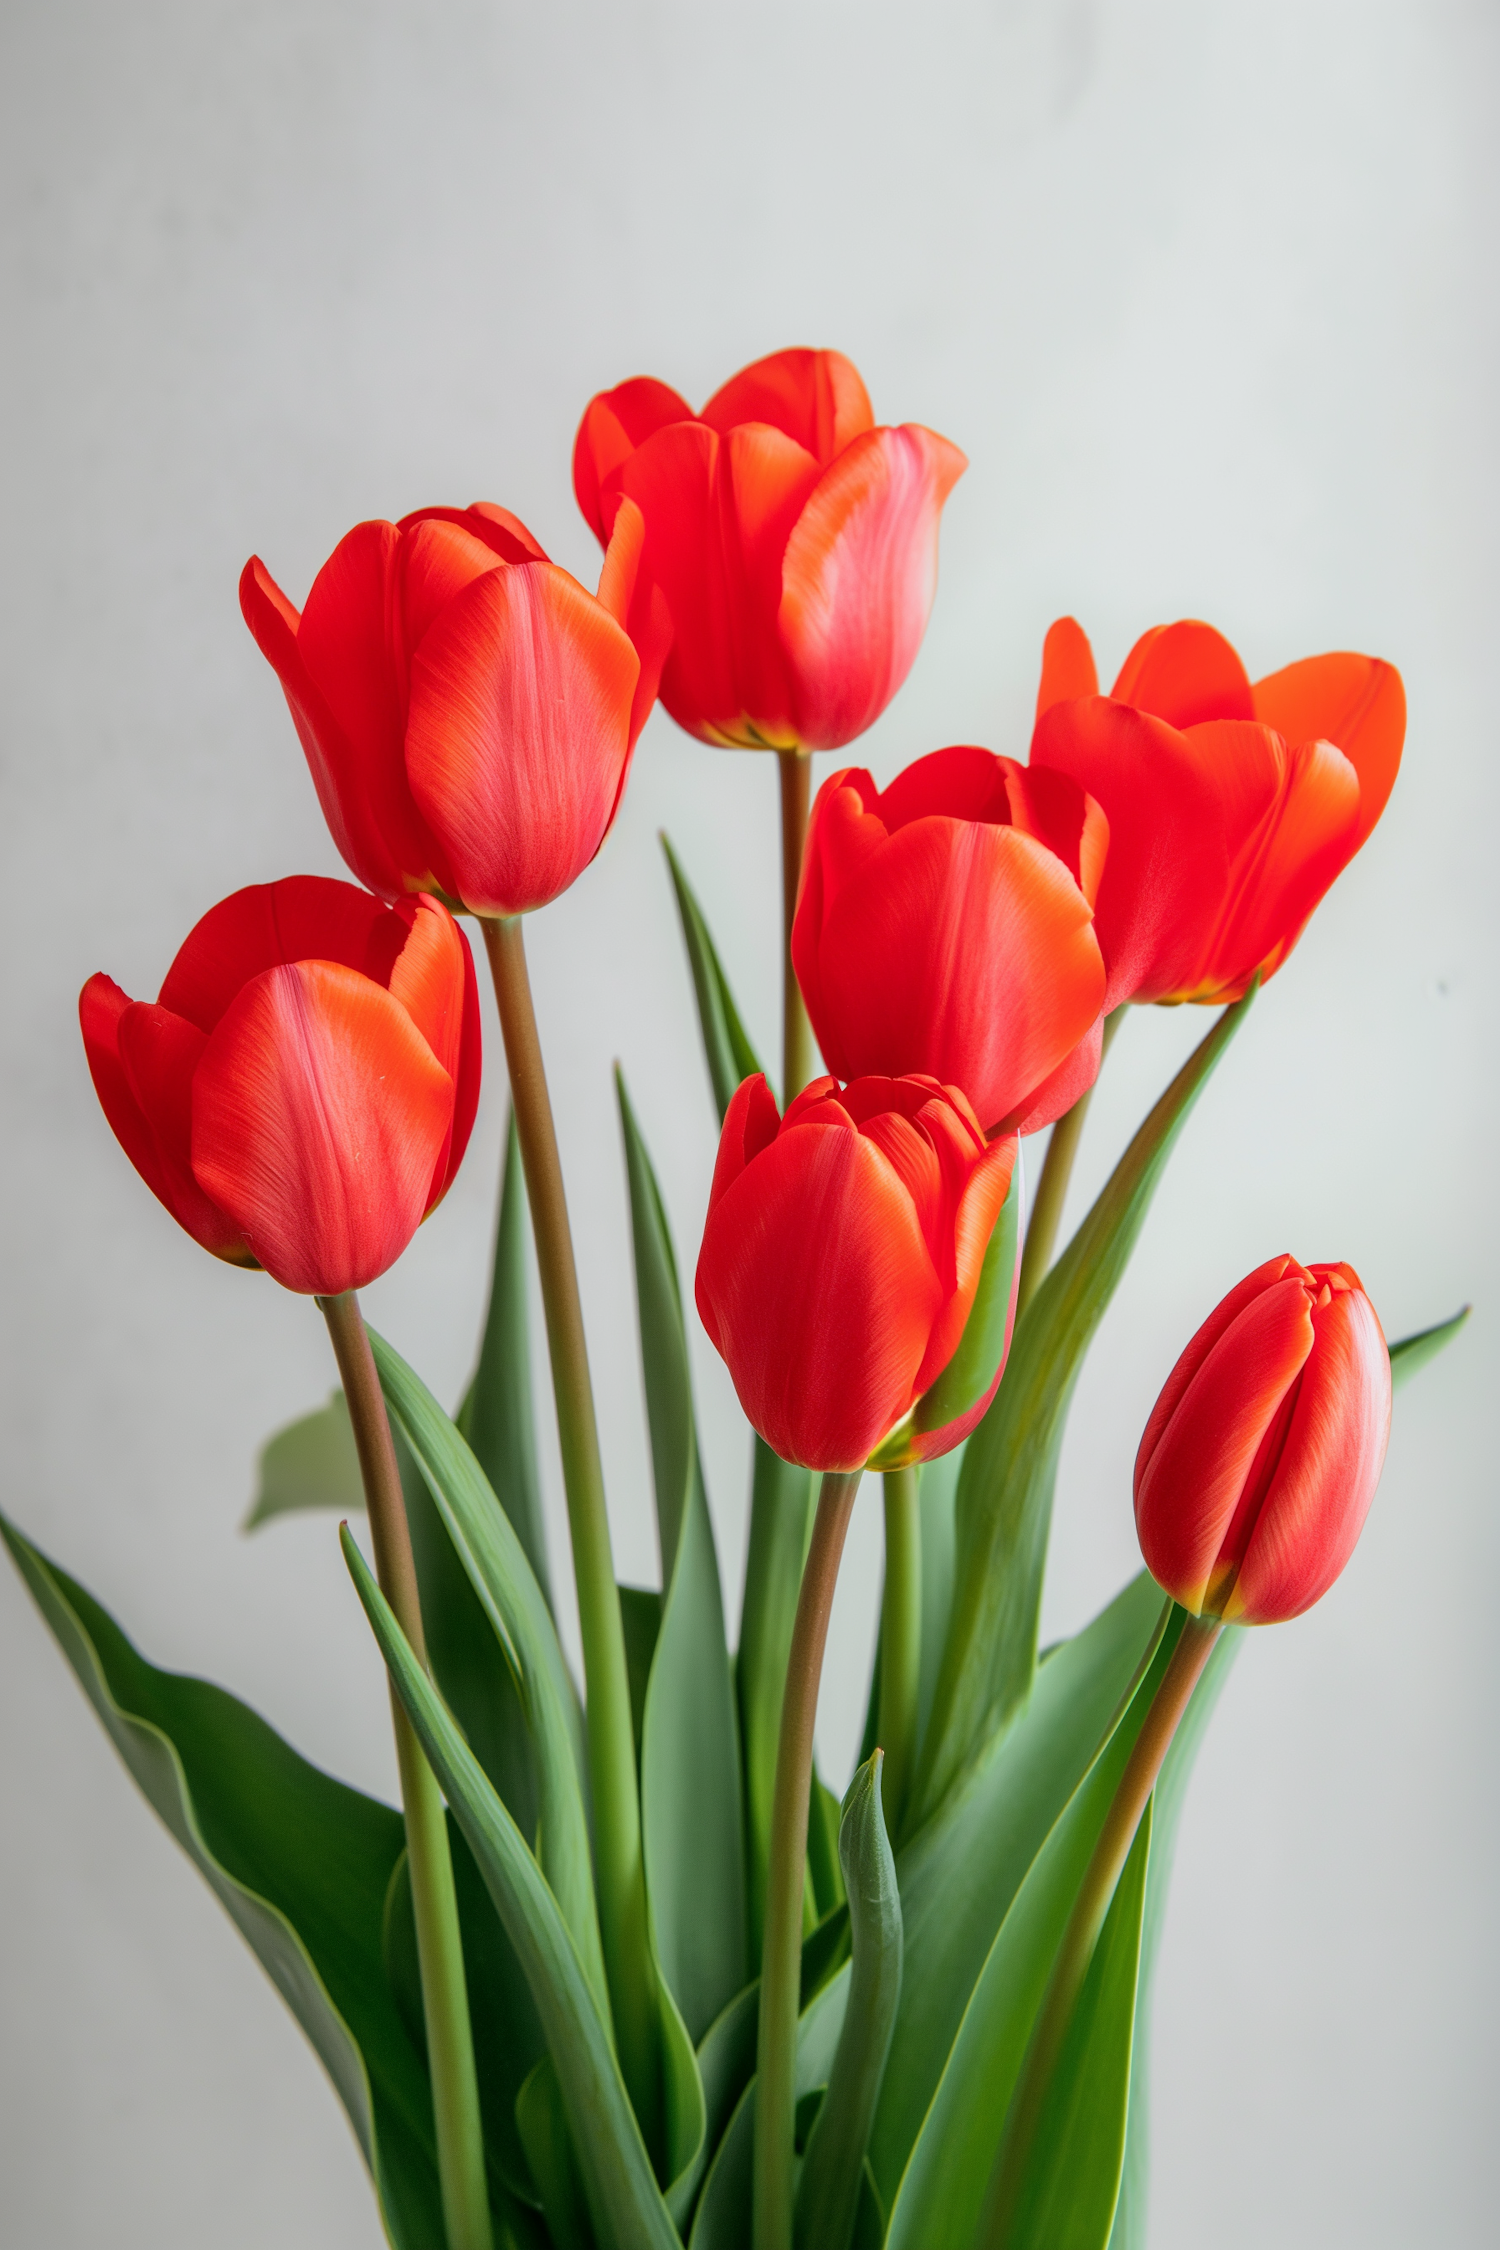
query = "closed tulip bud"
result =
(240, 501, 667, 917)
(792, 746, 1109, 1135)
(1031, 616, 1405, 1007)
(80, 877, 480, 1295)
(1134, 1255, 1392, 1624)
(573, 347, 966, 751)
(694, 1072, 1020, 1473)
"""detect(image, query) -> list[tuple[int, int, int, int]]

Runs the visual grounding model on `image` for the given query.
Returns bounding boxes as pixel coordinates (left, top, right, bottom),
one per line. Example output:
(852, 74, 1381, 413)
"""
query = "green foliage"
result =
(244, 1388, 363, 1530)
(662, 834, 765, 1121)
(1388, 1303, 1470, 1390)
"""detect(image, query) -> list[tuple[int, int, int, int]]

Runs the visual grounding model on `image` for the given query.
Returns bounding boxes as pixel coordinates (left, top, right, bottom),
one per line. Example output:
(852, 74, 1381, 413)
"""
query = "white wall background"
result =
(1, 1, 1494, 2243)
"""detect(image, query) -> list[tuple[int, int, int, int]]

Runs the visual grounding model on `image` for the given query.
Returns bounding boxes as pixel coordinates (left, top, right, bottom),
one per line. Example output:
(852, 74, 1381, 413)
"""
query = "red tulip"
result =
(792, 746, 1108, 1134)
(240, 502, 667, 917)
(80, 877, 480, 1295)
(1030, 617, 1405, 1007)
(573, 348, 966, 751)
(695, 1072, 1019, 1472)
(1134, 1255, 1391, 1624)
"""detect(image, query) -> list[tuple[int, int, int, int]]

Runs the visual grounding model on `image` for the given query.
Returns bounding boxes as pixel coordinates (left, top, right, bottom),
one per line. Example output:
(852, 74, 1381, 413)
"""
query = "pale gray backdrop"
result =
(1, 2, 1494, 2244)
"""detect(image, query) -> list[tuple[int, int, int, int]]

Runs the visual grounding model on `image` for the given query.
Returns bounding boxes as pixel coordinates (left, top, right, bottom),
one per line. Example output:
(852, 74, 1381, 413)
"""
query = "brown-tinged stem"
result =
(1015, 1006, 1126, 1321)
(755, 1467, 862, 2250)
(478, 913, 658, 2146)
(778, 749, 814, 1104)
(319, 1290, 492, 2250)
(877, 1466, 921, 1836)
(979, 1611, 1221, 2248)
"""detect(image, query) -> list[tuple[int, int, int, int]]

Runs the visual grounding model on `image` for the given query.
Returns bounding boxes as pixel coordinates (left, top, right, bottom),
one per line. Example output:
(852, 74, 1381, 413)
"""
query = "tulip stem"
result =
(479, 914, 659, 2148)
(778, 749, 815, 1104)
(979, 1610, 1221, 2249)
(877, 1466, 921, 1838)
(755, 1466, 863, 2250)
(1015, 1006, 1126, 1321)
(319, 1290, 492, 2250)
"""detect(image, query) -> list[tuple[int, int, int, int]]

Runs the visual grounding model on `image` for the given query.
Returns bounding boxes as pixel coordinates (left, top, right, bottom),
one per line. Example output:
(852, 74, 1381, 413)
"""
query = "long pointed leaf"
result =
(1388, 1303, 1470, 1389)
(662, 833, 764, 1121)
(2, 1511, 443, 2250)
(738, 1439, 816, 1957)
(916, 988, 1254, 1824)
(343, 1528, 680, 2250)
(688, 1968, 852, 2250)
(368, 1329, 606, 2020)
(244, 1389, 364, 1530)
(795, 1754, 903, 2250)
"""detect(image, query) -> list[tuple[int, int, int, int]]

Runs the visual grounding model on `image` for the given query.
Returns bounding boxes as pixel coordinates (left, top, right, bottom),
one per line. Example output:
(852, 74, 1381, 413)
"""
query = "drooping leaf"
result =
(795, 1754, 903, 2250)
(661, 833, 765, 1121)
(368, 1329, 606, 2019)
(457, 1109, 553, 1608)
(916, 987, 1254, 1825)
(244, 1389, 364, 1530)
(1388, 1303, 1471, 1390)
(872, 1571, 1168, 2211)
(688, 1967, 852, 2250)
(739, 1439, 816, 1957)
(344, 1528, 681, 2250)
(1, 1511, 444, 2250)
(883, 1614, 1185, 2250)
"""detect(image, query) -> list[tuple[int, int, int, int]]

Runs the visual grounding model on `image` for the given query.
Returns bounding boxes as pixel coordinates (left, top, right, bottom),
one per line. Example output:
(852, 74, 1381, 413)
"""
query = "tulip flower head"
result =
(573, 348, 966, 752)
(793, 746, 1109, 1134)
(80, 877, 480, 1295)
(1031, 617, 1405, 1007)
(1134, 1255, 1392, 1625)
(241, 502, 667, 917)
(695, 1071, 1020, 1473)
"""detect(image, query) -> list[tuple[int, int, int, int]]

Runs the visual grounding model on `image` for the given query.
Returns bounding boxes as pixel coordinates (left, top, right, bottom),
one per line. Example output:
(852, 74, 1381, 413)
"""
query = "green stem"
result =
(979, 1610, 1221, 2248)
(876, 1467, 921, 1837)
(479, 914, 658, 2147)
(779, 749, 814, 1104)
(1015, 1007, 1126, 1322)
(319, 1290, 492, 2250)
(755, 1468, 862, 2250)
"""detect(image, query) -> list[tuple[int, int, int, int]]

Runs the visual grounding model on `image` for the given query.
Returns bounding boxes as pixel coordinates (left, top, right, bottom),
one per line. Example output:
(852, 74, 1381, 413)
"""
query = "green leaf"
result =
(871, 1571, 1167, 2211)
(368, 1328, 607, 2021)
(661, 833, 764, 1121)
(795, 1755, 904, 2250)
(688, 1968, 852, 2250)
(244, 1389, 363, 1530)
(515, 2055, 593, 2249)
(343, 1528, 681, 2250)
(618, 1585, 662, 1763)
(457, 1109, 553, 1608)
(916, 1447, 962, 1757)
(618, 1071, 748, 2047)
(807, 1771, 845, 1922)
(738, 1439, 816, 1958)
(883, 1612, 1185, 2250)
(1388, 1303, 1471, 1390)
(1, 1510, 444, 2250)
(916, 987, 1254, 1825)
(1106, 1629, 1239, 2250)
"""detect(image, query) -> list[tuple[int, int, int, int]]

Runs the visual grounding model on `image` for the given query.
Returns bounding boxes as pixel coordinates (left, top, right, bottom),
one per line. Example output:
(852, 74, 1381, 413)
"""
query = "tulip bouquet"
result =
(6, 348, 1466, 2250)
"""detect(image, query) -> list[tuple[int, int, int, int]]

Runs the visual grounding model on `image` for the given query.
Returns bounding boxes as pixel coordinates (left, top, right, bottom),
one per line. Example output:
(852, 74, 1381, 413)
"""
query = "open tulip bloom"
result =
(6, 344, 1469, 2250)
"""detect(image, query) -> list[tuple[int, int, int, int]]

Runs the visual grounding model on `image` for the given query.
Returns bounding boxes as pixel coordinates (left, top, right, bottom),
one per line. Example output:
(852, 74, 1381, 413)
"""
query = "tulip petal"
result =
(1133, 1279, 1315, 1614)
(912, 1132, 1017, 1394)
(592, 497, 671, 751)
(158, 876, 399, 1035)
(387, 896, 479, 1212)
(1034, 617, 1099, 718)
(695, 1124, 940, 1472)
(400, 502, 548, 567)
(611, 420, 749, 745)
(115, 1003, 248, 1259)
(405, 560, 638, 917)
(1194, 733, 1361, 998)
(398, 517, 509, 667)
(573, 377, 695, 544)
(706, 1073, 784, 1219)
(779, 425, 966, 750)
(79, 976, 188, 1233)
(1135, 1254, 1303, 1486)
(716, 424, 825, 743)
(1110, 620, 1254, 728)
(699, 348, 874, 465)
(1251, 653, 1405, 849)
(806, 818, 1104, 1133)
(1227, 1286, 1391, 1623)
(1008, 1013, 1102, 1136)
(191, 961, 454, 1295)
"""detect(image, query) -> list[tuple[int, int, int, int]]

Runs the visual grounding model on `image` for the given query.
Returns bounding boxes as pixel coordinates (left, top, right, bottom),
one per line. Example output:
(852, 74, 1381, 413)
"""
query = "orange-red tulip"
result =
(240, 503, 667, 917)
(80, 877, 480, 1295)
(695, 1072, 1018, 1472)
(1030, 618, 1405, 1006)
(1134, 1255, 1391, 1624)
(573, 348, 966, 751)
(792, 746, 1108, 1134)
